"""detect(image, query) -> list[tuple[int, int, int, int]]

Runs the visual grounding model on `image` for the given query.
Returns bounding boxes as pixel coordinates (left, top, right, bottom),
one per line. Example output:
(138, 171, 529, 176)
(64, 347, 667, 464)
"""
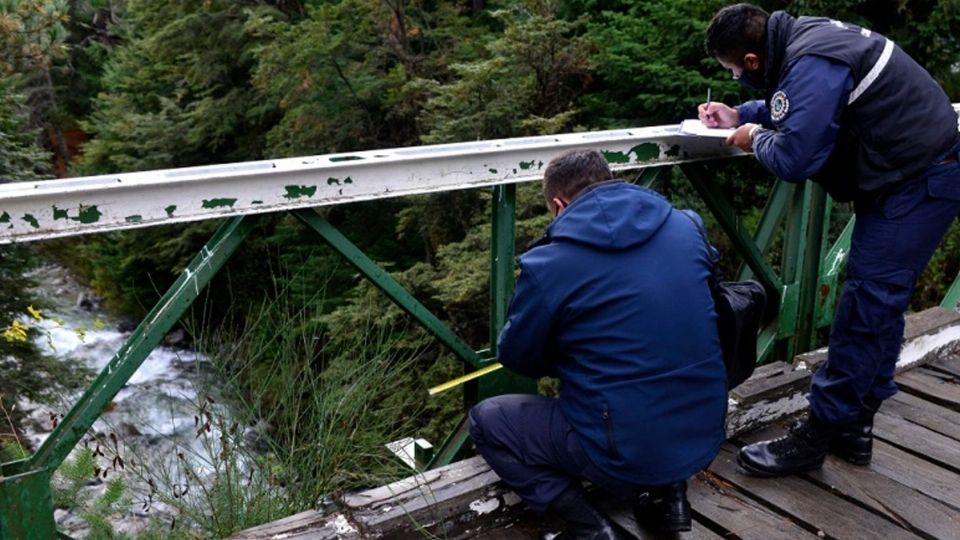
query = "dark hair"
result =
(705, 3, 769, 63)
(543, 149, 613, 202)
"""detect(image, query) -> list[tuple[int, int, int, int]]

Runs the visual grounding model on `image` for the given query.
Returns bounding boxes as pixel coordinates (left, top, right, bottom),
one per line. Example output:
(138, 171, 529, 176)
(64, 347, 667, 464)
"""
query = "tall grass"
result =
(144, 281, 437, 536)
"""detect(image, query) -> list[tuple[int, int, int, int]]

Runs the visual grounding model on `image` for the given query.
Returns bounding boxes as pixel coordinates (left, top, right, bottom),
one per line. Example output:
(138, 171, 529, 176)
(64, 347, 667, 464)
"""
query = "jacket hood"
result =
(547, 181, 672, 250)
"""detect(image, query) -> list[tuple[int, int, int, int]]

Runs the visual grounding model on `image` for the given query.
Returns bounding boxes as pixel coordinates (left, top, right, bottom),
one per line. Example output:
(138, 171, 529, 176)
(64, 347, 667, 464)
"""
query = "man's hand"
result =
(725, 123, 758, 152)
(698, 102, 739, 128)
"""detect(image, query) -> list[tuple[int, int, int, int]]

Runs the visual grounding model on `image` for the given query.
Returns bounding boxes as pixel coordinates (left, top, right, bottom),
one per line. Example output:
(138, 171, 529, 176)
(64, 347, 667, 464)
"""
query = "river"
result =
(18, 265, 236, 537)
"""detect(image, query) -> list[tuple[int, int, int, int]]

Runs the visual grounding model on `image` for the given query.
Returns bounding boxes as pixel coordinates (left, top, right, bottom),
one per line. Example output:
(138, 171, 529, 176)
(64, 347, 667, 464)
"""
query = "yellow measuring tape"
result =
(428, 362, 504, 396)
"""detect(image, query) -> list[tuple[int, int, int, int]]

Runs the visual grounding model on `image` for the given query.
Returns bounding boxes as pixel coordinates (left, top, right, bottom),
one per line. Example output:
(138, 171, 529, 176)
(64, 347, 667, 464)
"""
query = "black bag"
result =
(711, 278, 766, 390)
(683, 211, 767, 390)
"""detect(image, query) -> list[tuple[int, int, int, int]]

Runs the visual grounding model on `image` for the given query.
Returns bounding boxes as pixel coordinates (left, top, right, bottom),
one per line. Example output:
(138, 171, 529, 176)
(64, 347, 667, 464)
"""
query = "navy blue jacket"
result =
(497, 181, 727, 485)
(738, 12, 958, 201)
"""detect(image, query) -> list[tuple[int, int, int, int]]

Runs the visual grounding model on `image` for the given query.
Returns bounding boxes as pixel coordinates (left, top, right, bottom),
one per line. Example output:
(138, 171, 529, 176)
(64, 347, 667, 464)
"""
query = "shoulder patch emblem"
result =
(770, 90, 790, 122)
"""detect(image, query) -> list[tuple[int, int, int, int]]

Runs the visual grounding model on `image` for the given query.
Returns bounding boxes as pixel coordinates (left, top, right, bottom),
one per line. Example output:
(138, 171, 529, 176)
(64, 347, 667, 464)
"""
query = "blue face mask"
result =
(734, 69, 766, 91)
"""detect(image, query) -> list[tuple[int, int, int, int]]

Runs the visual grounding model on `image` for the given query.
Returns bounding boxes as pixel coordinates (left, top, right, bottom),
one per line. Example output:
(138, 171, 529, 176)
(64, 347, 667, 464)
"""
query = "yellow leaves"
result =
(2, 320, 28, 343)
(26, 305, 43, 321)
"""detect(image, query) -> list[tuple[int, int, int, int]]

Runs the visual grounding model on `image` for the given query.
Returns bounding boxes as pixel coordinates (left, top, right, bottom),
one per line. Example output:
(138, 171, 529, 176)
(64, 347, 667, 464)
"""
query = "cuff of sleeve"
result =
(750, 127, 767, 153)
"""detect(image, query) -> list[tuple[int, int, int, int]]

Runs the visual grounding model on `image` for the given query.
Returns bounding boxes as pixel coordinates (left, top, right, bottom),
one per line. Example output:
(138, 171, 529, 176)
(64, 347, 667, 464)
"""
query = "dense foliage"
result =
(3, 0, 960, 533)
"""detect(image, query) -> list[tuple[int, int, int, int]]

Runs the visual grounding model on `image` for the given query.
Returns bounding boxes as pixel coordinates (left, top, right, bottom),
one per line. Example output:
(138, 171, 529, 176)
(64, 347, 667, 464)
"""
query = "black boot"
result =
(540, 487, 619, 540)
(737, 414, 834, 477)
(829, 398, 880, 466)
(633, 481, 691, 533)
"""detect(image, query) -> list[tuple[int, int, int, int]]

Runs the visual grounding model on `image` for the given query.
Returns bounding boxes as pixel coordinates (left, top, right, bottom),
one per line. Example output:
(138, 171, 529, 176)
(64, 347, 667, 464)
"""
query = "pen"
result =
(706, 87, 711, 107)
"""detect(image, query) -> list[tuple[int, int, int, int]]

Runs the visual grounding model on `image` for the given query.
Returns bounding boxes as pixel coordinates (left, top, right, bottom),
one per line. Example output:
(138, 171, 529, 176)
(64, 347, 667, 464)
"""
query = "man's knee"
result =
(469, 395, 509, 447)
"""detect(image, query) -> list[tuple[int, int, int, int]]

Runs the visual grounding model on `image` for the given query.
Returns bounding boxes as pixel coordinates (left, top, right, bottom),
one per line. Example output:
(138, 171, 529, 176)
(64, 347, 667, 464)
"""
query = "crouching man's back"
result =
(469, 149, 726, 539)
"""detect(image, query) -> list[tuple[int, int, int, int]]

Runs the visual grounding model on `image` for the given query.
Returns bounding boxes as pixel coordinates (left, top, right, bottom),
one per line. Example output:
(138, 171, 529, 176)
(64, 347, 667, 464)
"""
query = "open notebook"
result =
(679, 119, 736, 139)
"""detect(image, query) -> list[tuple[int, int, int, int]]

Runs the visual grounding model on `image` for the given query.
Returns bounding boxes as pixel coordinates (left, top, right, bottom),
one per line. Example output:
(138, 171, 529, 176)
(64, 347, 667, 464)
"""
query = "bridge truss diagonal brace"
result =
(24, 215, 257, 473)
(292, 209, 486, 370)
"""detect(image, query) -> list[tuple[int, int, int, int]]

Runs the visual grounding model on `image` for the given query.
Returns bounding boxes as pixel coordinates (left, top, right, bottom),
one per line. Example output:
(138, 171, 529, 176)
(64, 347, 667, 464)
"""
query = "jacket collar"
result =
(764, 11, 796, 99)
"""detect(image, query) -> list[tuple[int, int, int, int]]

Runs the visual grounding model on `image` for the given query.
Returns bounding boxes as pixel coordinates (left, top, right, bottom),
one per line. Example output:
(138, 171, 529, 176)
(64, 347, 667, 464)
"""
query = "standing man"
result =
(700, 4, 960, 477)
(468, 149, 727, 538)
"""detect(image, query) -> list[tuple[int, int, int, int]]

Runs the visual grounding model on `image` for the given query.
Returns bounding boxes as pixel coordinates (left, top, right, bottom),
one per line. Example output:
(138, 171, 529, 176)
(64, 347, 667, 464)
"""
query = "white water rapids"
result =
(16, 265, 238, 537)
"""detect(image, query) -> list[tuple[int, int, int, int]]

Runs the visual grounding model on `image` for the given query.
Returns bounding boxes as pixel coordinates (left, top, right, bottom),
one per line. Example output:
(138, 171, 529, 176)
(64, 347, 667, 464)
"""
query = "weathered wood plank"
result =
(474, 525, 538, 539)
(870, 440, 960, 512)
(796, 307, 960, 373)
(927, 354, 960, 379)
(735, 424, 960, 539)
(903, 307, 960, 339)
(896, 368, 960, 412)
(686, 472, 819, 540)
(874, 411, 960, 474)
(726, 362, 811, 438)
(228, 510, 355, 539)
(806, 454, 960, 539)
(709, 444, 922, 539)
(340, 455, 524, 539)
(883, 391, 960, 443)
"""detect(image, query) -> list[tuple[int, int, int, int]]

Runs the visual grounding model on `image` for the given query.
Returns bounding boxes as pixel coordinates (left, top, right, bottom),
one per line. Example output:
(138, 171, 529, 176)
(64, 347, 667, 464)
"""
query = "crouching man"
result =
(469, 149, 727, 539)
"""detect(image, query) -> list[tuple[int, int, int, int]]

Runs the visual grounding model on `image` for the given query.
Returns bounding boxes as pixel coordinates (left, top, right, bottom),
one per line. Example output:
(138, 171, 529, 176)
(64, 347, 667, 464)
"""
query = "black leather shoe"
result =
(829, 416, 873, 465)
(543, 488, 619, 540)
(829, 397, 880, 466)
(738, 414, 834, 477)
(633, 480, 692, 533)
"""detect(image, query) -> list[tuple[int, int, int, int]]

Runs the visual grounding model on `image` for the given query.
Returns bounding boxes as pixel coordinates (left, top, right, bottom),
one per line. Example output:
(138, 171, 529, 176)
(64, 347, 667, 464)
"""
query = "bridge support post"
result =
(0, 467, 56, 540)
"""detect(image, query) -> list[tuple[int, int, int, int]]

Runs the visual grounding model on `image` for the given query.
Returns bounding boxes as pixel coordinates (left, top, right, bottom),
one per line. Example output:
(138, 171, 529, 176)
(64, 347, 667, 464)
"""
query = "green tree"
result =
(419, 1, 592, 142)
(0, 79, 54, 447)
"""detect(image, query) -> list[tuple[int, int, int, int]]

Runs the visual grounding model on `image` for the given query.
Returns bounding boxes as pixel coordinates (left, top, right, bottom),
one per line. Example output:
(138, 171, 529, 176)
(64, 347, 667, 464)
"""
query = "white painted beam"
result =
(0, 125, 743, 244)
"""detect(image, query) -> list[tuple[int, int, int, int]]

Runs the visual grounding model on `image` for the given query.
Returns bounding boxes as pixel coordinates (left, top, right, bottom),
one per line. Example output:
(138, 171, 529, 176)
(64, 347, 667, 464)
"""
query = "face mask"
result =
(735, 69, 766, 91)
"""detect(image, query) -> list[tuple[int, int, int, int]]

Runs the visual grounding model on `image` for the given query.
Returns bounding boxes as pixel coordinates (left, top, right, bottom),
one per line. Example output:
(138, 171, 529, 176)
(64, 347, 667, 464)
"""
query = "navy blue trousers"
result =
(810, 148, 960, 424)
(469, 394, 634, 513)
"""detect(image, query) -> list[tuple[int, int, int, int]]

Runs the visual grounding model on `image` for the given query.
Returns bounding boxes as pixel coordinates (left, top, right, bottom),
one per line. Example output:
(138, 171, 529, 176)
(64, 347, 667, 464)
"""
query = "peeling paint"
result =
(469, 497, 500, 515)
(252, 200, 263, 205)
(519, 160, 536, 170)
(283, 185, 318, 199)
(327, 177, 341, 186)
(488, 168, 498, 174)
(75, 205, 102, 224)
(344, 176, 353, 184)
(165, 205, 177, 217)
(330, 155, 362, 162)
(125, 215, 143, 223)
(201, 198, 237, 209)
(52, 206, 68, 220)
(22, 214, 39, 228)
(629, 143, 660, 162)
(0, 211, 9, 224)
(665, 144, 681, 157)
(602, 150, 630, 164)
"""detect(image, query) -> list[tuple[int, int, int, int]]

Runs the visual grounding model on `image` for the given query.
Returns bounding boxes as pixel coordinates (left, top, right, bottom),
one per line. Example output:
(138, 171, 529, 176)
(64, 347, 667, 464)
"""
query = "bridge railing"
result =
(2, 110, 959, 537)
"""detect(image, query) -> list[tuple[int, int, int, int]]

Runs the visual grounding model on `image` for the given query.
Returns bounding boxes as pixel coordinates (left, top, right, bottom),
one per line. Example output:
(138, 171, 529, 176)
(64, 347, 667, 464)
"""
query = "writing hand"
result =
(698, 102, 739, 128)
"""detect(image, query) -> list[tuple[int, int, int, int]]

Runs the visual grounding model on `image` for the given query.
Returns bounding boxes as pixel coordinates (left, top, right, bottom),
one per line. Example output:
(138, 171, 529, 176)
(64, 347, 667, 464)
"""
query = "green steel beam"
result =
(472, 184, 536, 401)
(636, 165, 670, 188)
(816, 215, 854, 328)
(0, 468, 56, 539)
(679, 163, 784, 299)
(942, 271, 960, 310)
(777, 183, 810, 359)
(737, 180, 795, 281)
(26, 215, 256, 473)
(292, 209, 485, 369)
(795, 183, 828, 352)
(426, 415, 472, 469)
(490, 184, 517, 347)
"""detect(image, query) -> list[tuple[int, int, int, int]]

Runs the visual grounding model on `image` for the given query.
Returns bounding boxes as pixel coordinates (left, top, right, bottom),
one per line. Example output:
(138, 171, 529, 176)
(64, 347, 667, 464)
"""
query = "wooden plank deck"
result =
(488, 355, 960, 540)
(232, 308, 960, 540)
